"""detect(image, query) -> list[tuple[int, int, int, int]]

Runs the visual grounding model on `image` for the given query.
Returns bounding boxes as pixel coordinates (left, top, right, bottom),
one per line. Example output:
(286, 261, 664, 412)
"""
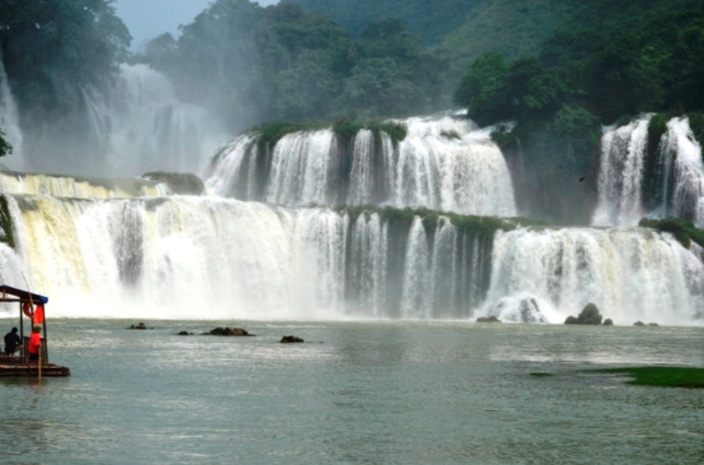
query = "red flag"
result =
(33, 304, 44, 324)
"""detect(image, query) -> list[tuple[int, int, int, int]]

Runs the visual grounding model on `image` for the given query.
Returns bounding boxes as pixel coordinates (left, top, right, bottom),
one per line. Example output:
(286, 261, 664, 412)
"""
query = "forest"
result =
(1, 0, 704, 219)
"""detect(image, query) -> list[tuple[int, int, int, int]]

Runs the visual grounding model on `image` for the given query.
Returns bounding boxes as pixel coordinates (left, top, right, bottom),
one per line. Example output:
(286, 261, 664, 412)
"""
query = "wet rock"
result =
(476, 316, 501, 323)
(565, 303, 604, 325)
(207, 327, 254, 336)
(142, 172, 205, 195)
(177, 331, 193, 336)
(602, 318, 614, 326)
(128, 322, 149, 330)
(280, 335, 304, 343)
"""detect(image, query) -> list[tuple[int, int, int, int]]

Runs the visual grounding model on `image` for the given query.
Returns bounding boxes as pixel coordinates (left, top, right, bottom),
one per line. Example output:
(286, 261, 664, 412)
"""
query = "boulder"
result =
(142, 172, 205, 195)
(602, 318, 614, 326)
(564, 303, 604, 325)
(207, 327, 254, 336)
(128, 322, 149, 330)
(280, 335, 304, 343)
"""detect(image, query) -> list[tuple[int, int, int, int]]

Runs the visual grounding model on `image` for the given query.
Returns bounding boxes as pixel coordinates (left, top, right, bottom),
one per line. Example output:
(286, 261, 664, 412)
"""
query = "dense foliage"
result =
(451, 0, 704, 223)
(0, 0, 130, 166)
(0, 0, 703, 226)
(135, 0, 445, 133)
(0, 0, 130, 121)
(282, 0, 484, 45)
(639, 217, 704, 250)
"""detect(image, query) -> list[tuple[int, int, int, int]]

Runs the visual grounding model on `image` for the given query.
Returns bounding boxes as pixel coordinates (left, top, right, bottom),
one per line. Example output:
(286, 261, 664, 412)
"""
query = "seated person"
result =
(3, 327, 21, 355)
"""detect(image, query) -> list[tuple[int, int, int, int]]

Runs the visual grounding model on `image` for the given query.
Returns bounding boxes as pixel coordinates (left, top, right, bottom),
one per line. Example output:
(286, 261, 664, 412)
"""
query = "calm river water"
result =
(0, 319, 702, 465)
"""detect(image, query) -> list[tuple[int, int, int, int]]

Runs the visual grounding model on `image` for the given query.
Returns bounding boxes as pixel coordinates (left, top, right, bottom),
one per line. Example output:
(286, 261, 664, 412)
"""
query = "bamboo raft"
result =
(1, 284, 71, 377)
(0, 355, 70, 377)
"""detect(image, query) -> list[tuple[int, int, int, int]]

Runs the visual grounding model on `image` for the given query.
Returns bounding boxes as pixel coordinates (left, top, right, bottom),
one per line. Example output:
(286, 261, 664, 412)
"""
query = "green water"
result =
(1, 320, 702, 465)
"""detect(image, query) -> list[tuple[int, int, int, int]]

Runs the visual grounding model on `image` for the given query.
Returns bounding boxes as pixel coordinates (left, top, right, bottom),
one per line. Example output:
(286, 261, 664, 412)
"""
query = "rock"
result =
(207, 327, 254, 336)
(520, 298, 545, 323)
(634, 321, 645, 326)
(142, 171, 205, 195)
(476, 316, 501, 323)
(129, 322, 148, 330)
(564, 303, 604, 325)
(602, 318, 614, 326)
(177, 331, 193, 336)
(280, 335, 304, 343)
(648, 322, 659, 327)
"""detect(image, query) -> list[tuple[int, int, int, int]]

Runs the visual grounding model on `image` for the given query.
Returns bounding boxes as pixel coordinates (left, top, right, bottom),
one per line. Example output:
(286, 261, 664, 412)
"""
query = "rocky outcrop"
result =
(476, 316, 501, 323)
(207, 327, 254, 336)
(128, 322, 150, 330)
(280, 335, 304, 343)
(565, 303, 604, 325)
(142, 172, 205, 195)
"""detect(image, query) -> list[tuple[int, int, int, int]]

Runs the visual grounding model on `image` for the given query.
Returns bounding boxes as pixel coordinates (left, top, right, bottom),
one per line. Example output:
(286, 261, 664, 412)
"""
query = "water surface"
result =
(1, 320, 702, 465)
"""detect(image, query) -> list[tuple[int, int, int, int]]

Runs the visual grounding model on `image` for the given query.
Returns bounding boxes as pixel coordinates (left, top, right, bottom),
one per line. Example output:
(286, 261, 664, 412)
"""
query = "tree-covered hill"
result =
(280, 0, 484, 45)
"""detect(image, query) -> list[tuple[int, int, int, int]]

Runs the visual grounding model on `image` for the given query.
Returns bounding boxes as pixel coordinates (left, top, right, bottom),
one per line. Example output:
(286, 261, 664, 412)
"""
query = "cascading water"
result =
(482, 226, 704, 326)
(0, 192, 501, 321)
(0, 169, 701, 324)
(592, 115, 651, 226)
(0, 56, 23, 169)
(203, 114, 517, 217)
(395, 116, 516, 216)
(593, 115, 704, 228)
(660, 117, 704, 226)
(0, 171, 170, 199)
(84, 63, 229, 177)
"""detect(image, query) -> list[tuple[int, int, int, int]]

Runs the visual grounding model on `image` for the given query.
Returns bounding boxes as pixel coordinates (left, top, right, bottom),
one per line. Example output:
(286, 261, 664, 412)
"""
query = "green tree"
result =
(0, 0, 131, 119)
(453, 52, 510, 126)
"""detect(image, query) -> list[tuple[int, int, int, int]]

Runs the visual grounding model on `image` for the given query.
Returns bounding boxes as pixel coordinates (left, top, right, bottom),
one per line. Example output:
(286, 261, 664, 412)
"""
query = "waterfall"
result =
(0, 57, 23, 169)
(660, 117, 704, 226)
(0, 194, 501, 321)
(204, 114, 517, 217)
(0, 171, 170, 198)
(83, 64, 229, 177)
(592, 115, 651, 226)
(482, 226, 703, 326)
(395, 116, 516, 216)
(265, 130, 339, 206)
(593, 115, 704, 228)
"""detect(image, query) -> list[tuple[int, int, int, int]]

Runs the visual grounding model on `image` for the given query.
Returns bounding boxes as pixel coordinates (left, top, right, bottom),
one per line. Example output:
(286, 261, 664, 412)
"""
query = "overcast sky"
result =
(113, 0, 280, 50)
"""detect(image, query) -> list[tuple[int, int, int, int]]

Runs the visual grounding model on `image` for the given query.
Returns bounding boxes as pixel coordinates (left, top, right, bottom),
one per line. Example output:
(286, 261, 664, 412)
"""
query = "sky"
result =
(113, 0, 280, 50)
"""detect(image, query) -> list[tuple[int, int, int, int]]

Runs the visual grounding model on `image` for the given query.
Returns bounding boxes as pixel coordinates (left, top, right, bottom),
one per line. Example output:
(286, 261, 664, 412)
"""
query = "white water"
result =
(0, 194, 489, 321)
(0, 57, 23, 169)
(593, 115, 704, 227)
(592, 115, 651, 226)
(266, 130, 339, 206)
(661, 117, 704, 226)
(204, 114, 517, 216)
(0, 171, 170, 198)
(83, 64, 229, 177)
(395, 115, 516, 216)
(0, 192, 701, 325)
(482, 226, 704, 326)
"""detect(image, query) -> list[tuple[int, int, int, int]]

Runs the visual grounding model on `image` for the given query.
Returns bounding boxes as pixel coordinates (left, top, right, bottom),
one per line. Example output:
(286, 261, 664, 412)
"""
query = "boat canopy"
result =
(0, 285, 49, 304)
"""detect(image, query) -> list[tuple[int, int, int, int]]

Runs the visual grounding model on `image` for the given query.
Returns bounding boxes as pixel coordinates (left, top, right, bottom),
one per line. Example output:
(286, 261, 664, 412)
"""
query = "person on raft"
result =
(3, 327, 21, 355)
(27, 326, 42, 365)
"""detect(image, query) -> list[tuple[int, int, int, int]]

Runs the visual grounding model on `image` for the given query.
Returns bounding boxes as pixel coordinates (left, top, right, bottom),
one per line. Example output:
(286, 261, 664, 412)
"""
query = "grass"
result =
(593, 366, 704, 389)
